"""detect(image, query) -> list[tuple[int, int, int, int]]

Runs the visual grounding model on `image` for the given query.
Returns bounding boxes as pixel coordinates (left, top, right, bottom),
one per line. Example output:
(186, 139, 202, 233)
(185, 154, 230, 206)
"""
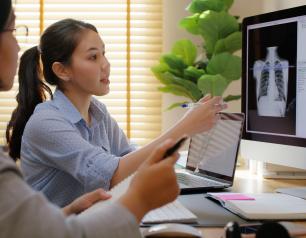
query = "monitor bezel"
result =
(242, 5, 306, 147)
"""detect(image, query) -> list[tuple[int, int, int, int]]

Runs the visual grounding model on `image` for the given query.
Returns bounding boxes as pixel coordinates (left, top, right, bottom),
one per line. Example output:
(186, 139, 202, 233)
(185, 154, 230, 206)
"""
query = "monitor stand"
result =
(260, 162, 306, 179)
(248, 160, 306, 199)
(241, 140, 306, 179)
(248, 160, 306, 179)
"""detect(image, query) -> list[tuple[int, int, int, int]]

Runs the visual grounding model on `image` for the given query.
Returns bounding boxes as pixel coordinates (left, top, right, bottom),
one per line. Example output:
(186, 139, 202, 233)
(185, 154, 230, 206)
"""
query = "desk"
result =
(197, 169, 306, 238)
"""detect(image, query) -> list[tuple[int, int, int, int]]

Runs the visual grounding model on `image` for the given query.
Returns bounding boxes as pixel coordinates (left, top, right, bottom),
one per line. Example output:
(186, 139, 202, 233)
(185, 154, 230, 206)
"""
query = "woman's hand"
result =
(119, 139, 180, 222)
(177, 95, 227, 136)
(62, 188, 111, 216)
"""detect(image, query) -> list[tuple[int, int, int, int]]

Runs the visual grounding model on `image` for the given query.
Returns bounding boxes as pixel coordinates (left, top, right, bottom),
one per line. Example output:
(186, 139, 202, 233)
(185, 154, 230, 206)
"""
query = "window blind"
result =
(0, 0, 162, 146)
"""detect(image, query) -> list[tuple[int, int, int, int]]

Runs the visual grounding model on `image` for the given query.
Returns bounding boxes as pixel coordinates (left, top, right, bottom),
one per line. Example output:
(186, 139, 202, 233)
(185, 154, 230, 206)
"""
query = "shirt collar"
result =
(89, 98, 104, 126)
(53, 89, 82, 124)
(52, 89, 104, 125)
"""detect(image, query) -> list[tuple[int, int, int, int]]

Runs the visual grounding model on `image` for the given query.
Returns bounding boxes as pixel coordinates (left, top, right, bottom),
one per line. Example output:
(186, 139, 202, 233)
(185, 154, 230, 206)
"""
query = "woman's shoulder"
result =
(25, 101, 70, 132)
(30, 101, 63, 121)
(0, 152, 20, 175)
(34, 100, 57, 112)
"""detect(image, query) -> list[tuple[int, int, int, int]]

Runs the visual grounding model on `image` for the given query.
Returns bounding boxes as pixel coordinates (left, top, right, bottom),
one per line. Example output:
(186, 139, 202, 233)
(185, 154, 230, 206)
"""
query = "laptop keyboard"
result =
(177, 172, 224, 187)
(142, 199, 197, 224)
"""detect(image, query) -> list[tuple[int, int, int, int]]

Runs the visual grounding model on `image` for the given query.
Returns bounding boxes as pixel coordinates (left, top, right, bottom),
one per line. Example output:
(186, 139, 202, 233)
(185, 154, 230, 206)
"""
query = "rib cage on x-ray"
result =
(258, 61, 270, 100)
(253, 46, 289, 117)
(187, 115, 242, 177)
(274, 60, 286, 101)
(258, 60, 286, 102)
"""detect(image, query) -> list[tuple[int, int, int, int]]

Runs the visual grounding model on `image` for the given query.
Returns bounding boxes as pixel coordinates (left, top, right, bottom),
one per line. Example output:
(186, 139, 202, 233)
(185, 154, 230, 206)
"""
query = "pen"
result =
(162, 137, 188, 159)
(180, 103, 202, 108)
(181, 102, 226, 108)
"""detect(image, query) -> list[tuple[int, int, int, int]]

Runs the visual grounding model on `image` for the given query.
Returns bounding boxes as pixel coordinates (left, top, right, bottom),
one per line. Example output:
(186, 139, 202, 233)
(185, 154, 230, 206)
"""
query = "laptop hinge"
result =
(193, 172, 230, 185)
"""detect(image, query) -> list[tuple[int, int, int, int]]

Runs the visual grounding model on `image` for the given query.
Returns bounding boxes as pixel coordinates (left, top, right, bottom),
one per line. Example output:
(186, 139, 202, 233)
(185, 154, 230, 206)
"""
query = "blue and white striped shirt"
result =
(21, 89, 135, 207)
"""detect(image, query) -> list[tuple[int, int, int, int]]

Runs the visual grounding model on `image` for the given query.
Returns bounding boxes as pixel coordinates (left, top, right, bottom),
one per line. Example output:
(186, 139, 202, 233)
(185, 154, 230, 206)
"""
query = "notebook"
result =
(276, 187, 306, 200)
(206, 192, 306, 220)
(80, 173, 197, 224)
(177, 112, 245, 193)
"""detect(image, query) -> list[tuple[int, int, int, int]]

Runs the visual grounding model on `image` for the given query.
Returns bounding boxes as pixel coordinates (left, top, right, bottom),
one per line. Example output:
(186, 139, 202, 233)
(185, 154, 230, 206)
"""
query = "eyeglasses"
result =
(2, 25, 29, 38)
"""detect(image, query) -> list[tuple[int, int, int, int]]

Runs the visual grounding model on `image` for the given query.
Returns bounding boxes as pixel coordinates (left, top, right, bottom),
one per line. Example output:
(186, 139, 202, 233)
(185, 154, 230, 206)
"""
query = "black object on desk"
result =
(178, 194, 250, 227)
(225, 221, 290, 238)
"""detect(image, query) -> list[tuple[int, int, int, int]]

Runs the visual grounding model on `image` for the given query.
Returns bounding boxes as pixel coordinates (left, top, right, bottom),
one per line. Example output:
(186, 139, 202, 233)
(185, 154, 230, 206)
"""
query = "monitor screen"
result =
(242, 5, 306, 147)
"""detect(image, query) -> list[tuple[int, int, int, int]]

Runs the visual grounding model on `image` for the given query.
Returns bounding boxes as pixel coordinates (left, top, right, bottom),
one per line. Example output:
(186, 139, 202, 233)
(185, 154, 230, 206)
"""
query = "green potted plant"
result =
(152, 0, 242, 109)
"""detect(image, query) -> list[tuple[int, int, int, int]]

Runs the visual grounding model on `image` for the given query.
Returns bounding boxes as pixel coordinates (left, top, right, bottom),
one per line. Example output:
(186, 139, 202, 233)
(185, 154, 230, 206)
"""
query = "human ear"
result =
(52, 62, 71, 82)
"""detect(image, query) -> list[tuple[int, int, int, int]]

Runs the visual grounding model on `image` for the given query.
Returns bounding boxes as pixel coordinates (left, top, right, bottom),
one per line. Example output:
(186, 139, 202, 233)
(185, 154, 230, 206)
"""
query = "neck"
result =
(266, 47, 277, 62)
(62, 88, 92, 125)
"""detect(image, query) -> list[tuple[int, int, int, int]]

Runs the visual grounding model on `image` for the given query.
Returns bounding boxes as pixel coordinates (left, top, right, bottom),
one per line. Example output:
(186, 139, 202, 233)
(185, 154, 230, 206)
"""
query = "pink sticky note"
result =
(214, 193, 255, 201)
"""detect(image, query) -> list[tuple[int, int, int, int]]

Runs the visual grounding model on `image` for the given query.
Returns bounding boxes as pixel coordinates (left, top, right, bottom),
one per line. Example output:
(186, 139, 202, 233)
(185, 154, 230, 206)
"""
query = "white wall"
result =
(161, 0, 306, 132)
(162, 0, 200, 132)
(264, 0, 306, 11)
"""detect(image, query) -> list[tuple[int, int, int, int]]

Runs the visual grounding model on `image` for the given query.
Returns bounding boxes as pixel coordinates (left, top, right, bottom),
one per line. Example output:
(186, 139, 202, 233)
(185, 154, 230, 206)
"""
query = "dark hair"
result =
(0, 0, 12, 32)
(6, 18, 97, 160)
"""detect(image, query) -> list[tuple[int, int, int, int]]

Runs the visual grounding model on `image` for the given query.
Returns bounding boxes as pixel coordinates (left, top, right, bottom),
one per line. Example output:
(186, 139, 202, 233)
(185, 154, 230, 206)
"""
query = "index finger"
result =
(206, 96, 223, 106)
(85, 188, 112, 204)
(146, 139, 175, 165)
(198, 94, 212, 103)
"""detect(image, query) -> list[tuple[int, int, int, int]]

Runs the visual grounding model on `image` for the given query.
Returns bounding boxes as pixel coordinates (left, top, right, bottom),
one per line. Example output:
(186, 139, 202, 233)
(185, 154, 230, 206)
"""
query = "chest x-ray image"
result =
(253, 46, 289, 117)
(246, 21, 297, 136)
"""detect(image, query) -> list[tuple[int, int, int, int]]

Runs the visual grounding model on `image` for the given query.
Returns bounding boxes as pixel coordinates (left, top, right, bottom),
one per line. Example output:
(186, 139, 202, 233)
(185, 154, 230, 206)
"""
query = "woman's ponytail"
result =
(6, 19, 98, 160)
(6, 46, 52, 160)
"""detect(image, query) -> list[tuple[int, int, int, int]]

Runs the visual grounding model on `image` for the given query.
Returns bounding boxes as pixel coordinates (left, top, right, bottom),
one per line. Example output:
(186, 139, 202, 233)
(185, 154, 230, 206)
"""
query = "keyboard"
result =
(177, 172, 224, 187)
(142, 199, 197, 224)
(81, 172, 197, 224)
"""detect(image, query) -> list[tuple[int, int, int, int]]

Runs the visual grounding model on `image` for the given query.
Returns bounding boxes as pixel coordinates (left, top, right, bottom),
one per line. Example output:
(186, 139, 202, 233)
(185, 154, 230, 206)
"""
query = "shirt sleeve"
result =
(0, 160, 142, 238)
(21, 111, 120, 192)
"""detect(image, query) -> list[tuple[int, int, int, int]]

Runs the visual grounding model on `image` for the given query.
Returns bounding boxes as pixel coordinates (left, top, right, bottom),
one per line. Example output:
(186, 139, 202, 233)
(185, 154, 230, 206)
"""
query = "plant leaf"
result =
(151, 63, 169, 83)
(186, 0, 224, 13)
(162, 54, 187, 74)
(214, 31, 242, 54)
(206, 52, 241, 82)
(165, 101, 190, 111)
(158, 84, 195, 101)
(162, 72, 203, 101)
(184, 66, 205, 83)
(197, 74, 227, 96)
(172, 39, 197, 66)
(223, 94, 241, 102)
(222, 0, 234, 11)
(198, 11, 239, 56)
(180, 14, 200, 35)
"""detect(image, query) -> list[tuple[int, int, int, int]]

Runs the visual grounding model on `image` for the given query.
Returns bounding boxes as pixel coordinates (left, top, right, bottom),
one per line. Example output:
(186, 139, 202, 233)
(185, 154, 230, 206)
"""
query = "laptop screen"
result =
(186, 113, 245, 182)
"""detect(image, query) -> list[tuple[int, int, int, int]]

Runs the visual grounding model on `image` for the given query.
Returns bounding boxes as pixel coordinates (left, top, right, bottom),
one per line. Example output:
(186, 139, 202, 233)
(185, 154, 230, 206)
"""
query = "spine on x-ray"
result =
(253, 46, 289, 117)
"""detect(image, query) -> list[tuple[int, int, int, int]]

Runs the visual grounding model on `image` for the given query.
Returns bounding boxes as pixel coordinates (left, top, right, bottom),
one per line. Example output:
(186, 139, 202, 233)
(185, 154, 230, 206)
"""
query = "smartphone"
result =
(162, 137, 188, 159)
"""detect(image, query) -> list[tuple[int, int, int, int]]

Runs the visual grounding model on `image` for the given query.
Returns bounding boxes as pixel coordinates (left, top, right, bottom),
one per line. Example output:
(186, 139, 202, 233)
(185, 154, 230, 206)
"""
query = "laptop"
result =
(177, 112, 245, 194)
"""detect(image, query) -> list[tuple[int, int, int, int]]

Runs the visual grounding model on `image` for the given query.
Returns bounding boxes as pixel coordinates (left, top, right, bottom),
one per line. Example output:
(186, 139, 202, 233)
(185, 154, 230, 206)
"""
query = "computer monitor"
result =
(241, 5, 306, 171)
